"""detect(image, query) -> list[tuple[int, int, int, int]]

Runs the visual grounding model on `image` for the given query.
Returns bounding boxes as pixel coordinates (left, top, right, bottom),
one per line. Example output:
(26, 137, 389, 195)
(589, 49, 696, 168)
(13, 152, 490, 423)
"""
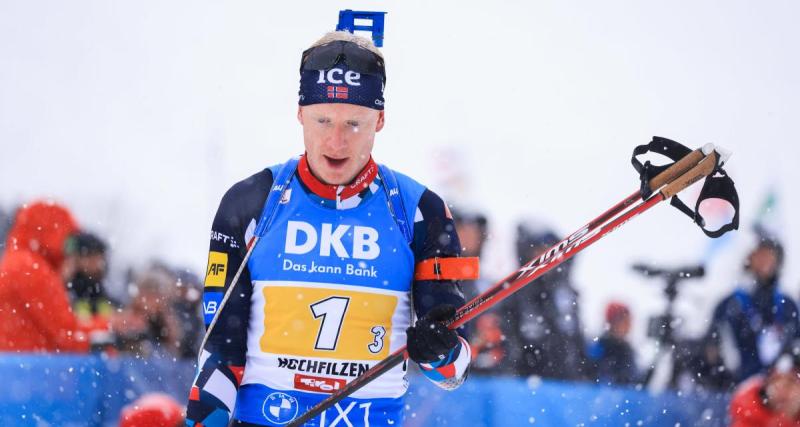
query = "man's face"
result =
(748, 245, 779, 282)
(298, 103, 384, 185)
(77, 253, 107, 279)
(610, 314, 631, 339)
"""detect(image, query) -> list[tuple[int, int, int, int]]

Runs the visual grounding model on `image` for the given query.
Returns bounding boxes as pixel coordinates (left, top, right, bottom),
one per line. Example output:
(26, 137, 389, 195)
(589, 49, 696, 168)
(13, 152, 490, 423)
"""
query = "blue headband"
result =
(298, 62, 385, 110)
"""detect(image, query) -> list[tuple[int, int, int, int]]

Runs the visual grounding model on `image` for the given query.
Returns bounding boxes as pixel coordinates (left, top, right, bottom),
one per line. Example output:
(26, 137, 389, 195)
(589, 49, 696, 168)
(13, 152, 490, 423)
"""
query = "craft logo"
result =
(211, 230, 239, 249)
(262, 392, 299, 425)
(205, 251, 228, 287)
(348, 164, 375, 191)
(284, 221, 380, 260)
(294, 374, 346, 393)
(327, 85, 348, 100)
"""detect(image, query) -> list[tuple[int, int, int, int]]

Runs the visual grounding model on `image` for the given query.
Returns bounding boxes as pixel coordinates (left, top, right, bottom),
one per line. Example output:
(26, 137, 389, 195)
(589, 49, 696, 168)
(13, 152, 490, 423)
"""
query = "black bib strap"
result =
(631, 136, 739, 238)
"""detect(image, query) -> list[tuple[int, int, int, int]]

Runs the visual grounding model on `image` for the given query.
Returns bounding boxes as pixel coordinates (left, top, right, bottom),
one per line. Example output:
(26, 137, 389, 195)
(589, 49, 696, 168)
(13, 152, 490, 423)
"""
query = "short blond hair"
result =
(308, 31, 383, 60)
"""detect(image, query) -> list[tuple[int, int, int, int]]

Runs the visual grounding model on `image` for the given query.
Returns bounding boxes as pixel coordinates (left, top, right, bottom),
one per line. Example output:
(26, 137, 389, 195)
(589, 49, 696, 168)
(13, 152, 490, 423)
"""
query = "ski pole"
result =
(197, 235, 259, 361)
(288, 146, 720, 426)
(197, 158, 299, 363)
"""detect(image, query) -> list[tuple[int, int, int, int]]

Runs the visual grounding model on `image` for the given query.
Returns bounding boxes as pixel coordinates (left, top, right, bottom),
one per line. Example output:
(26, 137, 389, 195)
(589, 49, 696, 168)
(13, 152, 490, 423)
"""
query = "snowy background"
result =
(2, 1, 799, 357)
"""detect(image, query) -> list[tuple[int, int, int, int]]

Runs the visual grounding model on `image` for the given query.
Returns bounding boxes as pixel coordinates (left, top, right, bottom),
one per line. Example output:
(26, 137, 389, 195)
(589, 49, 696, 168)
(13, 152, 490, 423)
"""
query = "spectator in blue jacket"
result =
(588, 301, 641, 386)
(706, 236, 800, 382)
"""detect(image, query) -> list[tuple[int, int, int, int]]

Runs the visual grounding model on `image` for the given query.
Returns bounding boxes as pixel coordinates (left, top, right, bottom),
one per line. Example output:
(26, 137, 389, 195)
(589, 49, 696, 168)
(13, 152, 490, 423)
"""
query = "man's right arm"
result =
(186, 170, 272, 427)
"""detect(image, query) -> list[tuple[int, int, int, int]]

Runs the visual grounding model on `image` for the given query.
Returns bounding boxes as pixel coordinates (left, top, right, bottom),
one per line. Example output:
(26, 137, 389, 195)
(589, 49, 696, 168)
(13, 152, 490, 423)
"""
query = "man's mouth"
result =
(323, 155, 348, 168)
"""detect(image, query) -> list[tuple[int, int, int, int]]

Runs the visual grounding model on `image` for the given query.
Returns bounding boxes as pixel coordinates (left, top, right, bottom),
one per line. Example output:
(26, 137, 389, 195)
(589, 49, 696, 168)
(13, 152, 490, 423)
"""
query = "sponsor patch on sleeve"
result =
(203, 291, 223, 325)
(205, 251, 228, 287)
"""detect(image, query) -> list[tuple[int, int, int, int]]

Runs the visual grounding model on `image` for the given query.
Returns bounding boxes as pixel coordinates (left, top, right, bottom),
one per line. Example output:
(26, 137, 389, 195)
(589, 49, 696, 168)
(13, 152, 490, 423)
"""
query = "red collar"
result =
(297, 155, 379, 200)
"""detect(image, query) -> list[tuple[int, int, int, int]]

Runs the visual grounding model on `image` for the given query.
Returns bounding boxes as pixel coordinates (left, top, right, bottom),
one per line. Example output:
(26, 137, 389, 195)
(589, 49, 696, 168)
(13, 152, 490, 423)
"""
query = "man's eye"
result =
(317, 118, 330, 124)
(346, 121, 360, 127)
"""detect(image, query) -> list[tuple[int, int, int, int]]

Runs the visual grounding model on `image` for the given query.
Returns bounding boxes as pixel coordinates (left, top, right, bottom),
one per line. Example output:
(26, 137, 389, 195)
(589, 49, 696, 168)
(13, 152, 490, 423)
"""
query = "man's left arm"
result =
(407, 189, 472, 390)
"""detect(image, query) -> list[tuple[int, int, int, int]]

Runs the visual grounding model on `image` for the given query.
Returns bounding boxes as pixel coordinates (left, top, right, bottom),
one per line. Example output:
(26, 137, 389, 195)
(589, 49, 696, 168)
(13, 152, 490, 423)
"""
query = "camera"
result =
(633, 263, 703, 343)
(633, 262, 704, 388)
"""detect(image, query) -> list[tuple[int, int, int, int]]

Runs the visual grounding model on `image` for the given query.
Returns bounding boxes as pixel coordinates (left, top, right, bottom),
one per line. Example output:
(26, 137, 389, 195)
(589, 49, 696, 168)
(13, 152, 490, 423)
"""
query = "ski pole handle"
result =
(660, 150, 718, 198)
(648, 149, 705, 191)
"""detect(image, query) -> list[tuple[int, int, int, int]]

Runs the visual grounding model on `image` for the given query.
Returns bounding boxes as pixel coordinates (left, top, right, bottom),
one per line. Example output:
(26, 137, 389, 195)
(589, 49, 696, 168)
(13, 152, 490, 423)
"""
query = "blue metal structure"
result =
(336, 9, 387, 47)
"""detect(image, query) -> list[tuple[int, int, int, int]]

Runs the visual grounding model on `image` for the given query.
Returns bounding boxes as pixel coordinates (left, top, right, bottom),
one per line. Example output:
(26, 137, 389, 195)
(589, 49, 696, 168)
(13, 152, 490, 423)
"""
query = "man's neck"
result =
(297, 155, 378, 201)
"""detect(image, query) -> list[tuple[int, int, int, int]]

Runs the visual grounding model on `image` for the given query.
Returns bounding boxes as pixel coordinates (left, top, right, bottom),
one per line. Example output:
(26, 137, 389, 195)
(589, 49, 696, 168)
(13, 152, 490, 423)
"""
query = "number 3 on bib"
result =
(368, 326, 385, 354)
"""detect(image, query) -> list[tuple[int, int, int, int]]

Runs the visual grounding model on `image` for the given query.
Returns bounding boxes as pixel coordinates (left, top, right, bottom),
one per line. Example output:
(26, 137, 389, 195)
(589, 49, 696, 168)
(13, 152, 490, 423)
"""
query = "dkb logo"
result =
(284, 221, 380, 260)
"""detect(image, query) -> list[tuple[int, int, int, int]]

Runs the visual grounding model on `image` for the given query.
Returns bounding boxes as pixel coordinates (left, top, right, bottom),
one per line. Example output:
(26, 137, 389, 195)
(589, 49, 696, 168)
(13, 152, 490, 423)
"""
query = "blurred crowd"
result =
(452, 207, 800, 424)
(1, 199, 799, 424)
(0, 201, 204, 361)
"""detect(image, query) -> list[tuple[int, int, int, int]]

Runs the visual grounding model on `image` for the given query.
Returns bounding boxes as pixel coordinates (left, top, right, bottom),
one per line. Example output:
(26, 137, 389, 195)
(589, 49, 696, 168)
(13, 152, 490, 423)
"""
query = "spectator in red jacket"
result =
(729, 348, 800, 427)
(0, 201, 90, 353)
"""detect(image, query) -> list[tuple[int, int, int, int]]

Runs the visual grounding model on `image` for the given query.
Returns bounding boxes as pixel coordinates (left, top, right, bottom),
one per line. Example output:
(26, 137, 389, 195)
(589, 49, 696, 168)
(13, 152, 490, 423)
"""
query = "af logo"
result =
(204, 251, 228, 287)
(262, 392, 299, 425)
(208, 263, 225, 275)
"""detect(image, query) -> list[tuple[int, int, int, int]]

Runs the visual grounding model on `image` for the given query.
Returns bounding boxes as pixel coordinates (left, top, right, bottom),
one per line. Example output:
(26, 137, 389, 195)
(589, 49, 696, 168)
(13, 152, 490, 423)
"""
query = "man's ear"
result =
(297, 106, 303, 125)
(375, 111, 385, 132)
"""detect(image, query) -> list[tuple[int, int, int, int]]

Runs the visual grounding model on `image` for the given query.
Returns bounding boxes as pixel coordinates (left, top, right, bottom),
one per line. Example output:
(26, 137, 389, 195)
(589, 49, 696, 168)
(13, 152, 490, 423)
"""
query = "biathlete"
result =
(186, 31, 476, 427)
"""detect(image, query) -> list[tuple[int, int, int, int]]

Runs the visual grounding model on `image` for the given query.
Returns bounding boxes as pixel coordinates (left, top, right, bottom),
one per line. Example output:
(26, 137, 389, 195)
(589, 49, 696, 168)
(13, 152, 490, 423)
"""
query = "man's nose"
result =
(326, 123, 348, 149)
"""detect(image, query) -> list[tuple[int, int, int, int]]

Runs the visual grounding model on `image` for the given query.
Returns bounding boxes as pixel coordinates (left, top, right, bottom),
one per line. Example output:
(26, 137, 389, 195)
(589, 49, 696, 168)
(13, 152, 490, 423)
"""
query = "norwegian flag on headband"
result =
(299, 63, 384, 110)
(327, 85, 348, 100)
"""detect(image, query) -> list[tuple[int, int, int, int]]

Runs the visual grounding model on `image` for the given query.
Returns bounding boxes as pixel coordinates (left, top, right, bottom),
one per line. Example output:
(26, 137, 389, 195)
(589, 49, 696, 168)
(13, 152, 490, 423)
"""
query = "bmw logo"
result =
(262, 392, 299, 425)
